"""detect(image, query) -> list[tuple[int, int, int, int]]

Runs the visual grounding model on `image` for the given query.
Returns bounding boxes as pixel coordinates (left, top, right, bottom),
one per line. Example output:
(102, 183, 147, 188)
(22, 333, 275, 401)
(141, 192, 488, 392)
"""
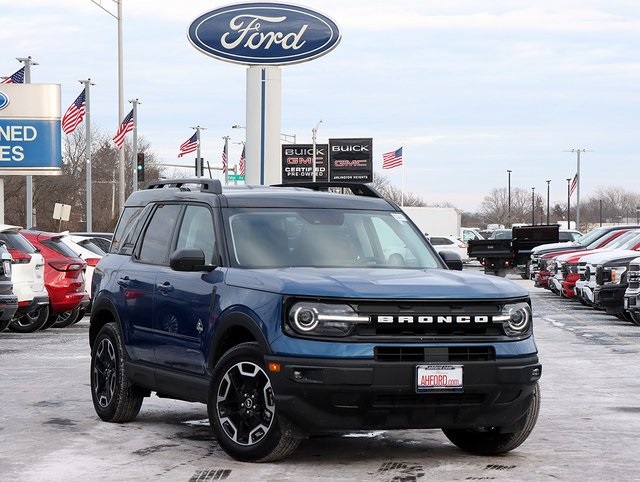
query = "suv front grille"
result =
(352, 302, 506, 338)
(374, 346, 496, 362)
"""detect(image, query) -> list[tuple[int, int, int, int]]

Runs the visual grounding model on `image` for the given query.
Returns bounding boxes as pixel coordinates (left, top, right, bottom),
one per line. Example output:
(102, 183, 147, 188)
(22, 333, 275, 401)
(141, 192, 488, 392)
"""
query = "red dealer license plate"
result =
(416, 365, 463, 392)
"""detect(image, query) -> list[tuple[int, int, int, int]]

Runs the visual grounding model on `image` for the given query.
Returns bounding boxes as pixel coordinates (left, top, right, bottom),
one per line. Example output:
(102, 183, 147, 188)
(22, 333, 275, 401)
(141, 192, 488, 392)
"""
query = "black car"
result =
(0, 243, 19, 332)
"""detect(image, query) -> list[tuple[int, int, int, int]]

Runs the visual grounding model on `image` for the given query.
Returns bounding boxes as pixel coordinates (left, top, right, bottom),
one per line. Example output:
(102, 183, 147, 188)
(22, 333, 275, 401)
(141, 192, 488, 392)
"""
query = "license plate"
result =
(416, 364, 463, 392)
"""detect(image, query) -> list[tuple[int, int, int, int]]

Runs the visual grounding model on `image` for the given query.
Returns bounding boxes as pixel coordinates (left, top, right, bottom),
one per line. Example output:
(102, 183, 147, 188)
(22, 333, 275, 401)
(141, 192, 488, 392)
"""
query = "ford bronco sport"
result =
(89, 179, 541, 462)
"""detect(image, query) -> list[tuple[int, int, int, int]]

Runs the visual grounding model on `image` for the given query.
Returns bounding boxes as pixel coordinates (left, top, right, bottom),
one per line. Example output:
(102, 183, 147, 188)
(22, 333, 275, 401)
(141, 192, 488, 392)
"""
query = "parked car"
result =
(429, 235, 470, 262)
(0, 243, 19, 332)
(70, 232, 112, 253)
(623, 257, 640, 325)
(0, 224, 50, 333)
(21, 230, 89, 329)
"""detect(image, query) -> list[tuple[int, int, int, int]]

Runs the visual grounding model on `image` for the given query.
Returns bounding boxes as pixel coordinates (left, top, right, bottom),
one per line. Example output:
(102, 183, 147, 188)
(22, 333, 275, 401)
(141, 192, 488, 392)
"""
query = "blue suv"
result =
(89, 179, 541, 462)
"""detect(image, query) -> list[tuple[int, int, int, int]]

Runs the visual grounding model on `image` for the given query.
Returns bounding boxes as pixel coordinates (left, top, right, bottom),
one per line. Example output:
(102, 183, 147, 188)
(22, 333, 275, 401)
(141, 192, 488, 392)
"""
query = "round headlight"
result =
(496, 302, 532, 336)
(292, 306, 319, 332)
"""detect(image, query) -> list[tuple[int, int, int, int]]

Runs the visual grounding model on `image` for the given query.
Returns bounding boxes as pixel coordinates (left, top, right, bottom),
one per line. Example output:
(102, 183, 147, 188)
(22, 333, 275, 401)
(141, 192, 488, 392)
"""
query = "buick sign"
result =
(188, 3, 341, 65)
(0, 91, 8, 111)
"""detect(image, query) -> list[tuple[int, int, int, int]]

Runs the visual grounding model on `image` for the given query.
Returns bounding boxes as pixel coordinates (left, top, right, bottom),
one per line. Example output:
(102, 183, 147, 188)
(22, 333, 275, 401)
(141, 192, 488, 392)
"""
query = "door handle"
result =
(156, 281, 174, 293)
(117, 276, 130, 288)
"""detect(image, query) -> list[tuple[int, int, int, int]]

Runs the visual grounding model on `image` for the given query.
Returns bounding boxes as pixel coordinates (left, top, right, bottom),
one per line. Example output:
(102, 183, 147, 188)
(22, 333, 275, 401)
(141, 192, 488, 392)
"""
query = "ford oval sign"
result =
(0, 91, 8, 111)
(188, 3, 341, 65)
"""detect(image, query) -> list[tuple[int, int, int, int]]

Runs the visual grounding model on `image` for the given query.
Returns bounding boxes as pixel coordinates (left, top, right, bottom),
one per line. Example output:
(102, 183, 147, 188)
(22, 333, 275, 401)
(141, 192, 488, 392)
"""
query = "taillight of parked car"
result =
(85, 258, 100, 267)
(8, 249, 32, 264)
(48, 261, 85, 273)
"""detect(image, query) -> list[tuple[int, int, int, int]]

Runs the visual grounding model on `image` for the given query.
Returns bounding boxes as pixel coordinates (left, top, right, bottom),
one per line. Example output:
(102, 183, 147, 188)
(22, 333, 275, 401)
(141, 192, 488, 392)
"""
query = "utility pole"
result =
(17, 56, 38, 228)
(531, 187, 536, 226)
(546, 180, 551, 225)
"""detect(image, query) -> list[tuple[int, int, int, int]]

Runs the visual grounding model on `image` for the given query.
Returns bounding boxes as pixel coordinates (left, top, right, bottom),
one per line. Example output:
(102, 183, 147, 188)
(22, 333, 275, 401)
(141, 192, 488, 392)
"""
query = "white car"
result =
(429, 235, 470, 262)
(60, 233, 105, 299)
(0, 224, 50, 332)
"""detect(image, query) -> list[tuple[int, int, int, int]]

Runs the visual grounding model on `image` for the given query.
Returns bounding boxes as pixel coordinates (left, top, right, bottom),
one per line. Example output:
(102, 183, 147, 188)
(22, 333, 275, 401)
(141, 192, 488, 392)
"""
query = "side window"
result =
(138, 204, 182, 265)
(175, 205, 216, 263)
(111, 206, 145, 255)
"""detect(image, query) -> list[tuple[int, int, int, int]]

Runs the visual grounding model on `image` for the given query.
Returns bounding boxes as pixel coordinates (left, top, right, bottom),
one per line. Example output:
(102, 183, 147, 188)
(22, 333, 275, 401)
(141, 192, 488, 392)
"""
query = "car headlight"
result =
(287, 302, 370, 337)
(2, 260, 11, 278)
(494, 302, 532, 336)
(602, 266, 627, 285)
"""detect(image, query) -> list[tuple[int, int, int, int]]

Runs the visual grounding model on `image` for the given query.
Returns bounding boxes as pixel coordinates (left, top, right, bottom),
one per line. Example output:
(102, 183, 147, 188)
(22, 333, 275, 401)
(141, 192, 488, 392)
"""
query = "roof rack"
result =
(271, 181, 382, 198)
(145, 178, 223, 194)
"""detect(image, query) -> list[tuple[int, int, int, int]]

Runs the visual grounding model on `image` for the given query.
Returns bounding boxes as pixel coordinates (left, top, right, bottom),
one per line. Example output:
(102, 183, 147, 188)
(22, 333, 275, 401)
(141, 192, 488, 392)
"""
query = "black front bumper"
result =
(594, 284, 626, 315)
(264, 354, 541, 434)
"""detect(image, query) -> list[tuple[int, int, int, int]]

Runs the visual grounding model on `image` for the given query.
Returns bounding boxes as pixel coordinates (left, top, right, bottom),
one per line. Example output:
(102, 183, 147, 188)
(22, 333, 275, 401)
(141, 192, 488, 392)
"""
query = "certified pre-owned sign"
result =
(188, 2, 341, 65)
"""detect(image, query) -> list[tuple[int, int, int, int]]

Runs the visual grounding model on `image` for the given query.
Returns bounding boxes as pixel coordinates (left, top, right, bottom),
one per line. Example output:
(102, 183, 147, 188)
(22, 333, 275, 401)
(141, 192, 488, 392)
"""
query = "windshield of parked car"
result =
(224, 208, 443, 269)
(575, 227, 612, 247)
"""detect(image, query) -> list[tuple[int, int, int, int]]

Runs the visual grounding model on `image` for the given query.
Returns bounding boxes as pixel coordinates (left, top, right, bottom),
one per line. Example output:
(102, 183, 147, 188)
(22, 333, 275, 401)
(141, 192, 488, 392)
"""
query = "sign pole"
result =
(17, 56, 38, 228)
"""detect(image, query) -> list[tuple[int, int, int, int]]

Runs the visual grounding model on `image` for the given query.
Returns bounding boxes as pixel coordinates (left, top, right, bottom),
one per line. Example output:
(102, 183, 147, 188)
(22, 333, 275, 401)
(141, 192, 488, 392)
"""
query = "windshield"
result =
(224, 208, 442, 269)
(576, 227, 611, 247)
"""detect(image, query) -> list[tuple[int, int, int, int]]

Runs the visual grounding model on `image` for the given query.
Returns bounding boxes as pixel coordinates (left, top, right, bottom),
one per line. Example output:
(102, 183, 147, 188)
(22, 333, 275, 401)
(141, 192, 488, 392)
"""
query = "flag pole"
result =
(81, 79, 95, 231)
(401, 161, 405, 207)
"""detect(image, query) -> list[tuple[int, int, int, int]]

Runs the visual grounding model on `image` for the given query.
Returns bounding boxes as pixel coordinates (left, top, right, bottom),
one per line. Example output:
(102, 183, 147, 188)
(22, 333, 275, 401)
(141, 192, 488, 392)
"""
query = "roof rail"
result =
(271, 181, 382, 198)
(145, 178, 223, 194)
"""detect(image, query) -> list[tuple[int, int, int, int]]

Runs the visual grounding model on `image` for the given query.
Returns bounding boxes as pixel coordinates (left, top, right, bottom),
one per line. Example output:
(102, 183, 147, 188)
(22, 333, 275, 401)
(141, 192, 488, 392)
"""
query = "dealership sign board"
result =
(188, 3, 341, 65)
(0, 84, 62, 175)
(328, 138, 373, 182)
(281, 143, 328, 183)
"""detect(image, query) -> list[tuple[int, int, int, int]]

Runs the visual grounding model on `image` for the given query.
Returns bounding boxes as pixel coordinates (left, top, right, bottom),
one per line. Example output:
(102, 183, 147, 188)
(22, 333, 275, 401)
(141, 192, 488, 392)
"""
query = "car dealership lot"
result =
(2, 274, 640, 481)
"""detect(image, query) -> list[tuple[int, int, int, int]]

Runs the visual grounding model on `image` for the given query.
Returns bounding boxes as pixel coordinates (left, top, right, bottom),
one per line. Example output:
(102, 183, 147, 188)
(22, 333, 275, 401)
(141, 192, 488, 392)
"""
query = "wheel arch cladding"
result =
(209, 311, 272, 369)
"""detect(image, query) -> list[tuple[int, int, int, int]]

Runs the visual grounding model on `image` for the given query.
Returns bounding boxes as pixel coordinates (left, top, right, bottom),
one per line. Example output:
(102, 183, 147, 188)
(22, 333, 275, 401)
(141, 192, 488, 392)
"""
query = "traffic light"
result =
(136, 153, 145, 183)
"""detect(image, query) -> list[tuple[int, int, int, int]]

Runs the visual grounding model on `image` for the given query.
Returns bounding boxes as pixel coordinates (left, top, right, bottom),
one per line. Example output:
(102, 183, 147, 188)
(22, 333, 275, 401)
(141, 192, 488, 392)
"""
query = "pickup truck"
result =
(468, 225, 560, 277)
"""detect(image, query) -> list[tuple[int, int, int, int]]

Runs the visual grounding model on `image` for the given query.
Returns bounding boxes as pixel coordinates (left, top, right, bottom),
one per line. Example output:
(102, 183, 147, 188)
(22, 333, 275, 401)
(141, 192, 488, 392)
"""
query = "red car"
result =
(21, 230, 90, 328)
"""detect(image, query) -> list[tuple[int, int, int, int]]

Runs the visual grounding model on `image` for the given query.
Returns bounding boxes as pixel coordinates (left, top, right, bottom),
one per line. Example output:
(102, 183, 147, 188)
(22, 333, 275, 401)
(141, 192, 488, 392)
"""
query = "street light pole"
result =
(546, 180, 551, 225)
(531, 187, 536, 226)
(507, 170, 512, 227)
(129, 98, 140, 191)
(92, 0, 125, 210)
(311, 120, 322, 182)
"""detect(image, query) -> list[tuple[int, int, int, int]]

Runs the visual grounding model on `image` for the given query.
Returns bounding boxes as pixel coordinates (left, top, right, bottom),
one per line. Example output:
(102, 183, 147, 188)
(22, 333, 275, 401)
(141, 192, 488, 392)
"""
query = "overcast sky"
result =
(1, 0, 639, 211)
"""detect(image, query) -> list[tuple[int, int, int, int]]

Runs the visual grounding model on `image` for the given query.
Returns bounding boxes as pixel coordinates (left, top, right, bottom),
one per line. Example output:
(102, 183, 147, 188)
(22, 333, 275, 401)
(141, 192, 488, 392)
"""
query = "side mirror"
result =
(438, 250, 464, 271)
(169, 248, 214, 272)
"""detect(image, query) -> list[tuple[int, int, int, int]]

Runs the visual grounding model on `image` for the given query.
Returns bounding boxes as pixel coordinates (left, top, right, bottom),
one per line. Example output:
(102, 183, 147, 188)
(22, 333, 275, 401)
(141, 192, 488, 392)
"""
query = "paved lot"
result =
(2, 274, 640, 481)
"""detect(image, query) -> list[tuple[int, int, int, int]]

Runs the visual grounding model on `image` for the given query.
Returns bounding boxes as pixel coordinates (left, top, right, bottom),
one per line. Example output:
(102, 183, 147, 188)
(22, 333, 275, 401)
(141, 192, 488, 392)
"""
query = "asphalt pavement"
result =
(1, 273, 640, 481)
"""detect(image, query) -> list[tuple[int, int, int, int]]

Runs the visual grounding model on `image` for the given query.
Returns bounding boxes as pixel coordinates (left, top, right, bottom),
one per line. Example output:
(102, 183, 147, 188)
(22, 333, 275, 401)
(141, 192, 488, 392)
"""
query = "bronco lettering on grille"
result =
(376, 315, 490, 324)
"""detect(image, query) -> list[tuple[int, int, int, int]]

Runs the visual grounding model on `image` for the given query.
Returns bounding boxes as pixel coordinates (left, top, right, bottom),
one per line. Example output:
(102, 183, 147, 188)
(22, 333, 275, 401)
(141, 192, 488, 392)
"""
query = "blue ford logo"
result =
(188, 2, 341, 65)
(0, 91, 8, 111)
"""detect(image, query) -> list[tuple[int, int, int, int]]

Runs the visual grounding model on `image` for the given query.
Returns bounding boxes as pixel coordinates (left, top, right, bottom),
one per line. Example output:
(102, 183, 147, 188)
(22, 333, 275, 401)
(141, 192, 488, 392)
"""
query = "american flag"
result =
(570, 173, 578, 196)
(112, 109, 134, 149)
(382, 147, 403, 169)
(222, 144, 228, 175)
(239, 145, 245, 176)
(178, 132, 198, 158)
(1, 67, 25, 84)
(61, 89, 86, 135)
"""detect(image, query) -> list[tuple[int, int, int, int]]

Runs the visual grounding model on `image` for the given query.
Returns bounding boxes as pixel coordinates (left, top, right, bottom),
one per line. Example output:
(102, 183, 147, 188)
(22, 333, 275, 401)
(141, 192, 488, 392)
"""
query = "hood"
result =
(224, 267, 528, 300)
(581, 249, 640, 266)
(532, 241, 574, 254)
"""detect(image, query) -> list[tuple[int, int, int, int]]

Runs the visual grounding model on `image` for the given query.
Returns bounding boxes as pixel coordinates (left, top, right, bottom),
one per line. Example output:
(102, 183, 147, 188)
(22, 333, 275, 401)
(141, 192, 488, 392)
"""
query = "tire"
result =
(72, 308, 87, 325)
(9, 305, 50, 333)
(52, 308, 81, 328)
(208, 342, 301, 462)
(628, 311, 640, 327)
(91, 322, 144, 423)
(442, 383, 540, 455)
